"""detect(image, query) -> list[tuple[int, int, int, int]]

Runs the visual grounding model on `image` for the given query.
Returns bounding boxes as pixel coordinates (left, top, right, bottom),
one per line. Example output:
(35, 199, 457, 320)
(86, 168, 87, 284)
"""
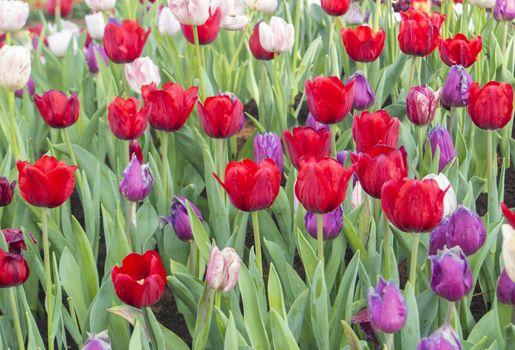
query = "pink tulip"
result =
(206, 246, 240, 292)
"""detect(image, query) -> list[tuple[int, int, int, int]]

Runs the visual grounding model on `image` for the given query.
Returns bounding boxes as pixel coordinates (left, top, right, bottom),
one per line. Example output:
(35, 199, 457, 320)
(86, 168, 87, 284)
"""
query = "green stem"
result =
(408, 57, 417, 89)
(373, 0, 381, 32)
(384, 220, 392, 280)
(189, 240, 196, 276)
(193, 26, 206, 99)
(228, 19, 252, 74)
(259, 62, 267, 126)
(418, 126, 424, 171)
(486, 130, 493, 193)
(449, 107, 456, 136)
(215, 291, 222, 309)
(331, 124, 337, 157)
(217, 139, 225, 181)
(161, 132, 169, 201)
(125, 201, 136, 251)
(42, 208, 54, 350)
(386, 333, 394, 350)
(327, 21, 335, 75)
(502, 21, 509, 59)
(317, 213, 324, 263)
(9, 288, 24, 350)
(409, 234, 419, 287)
(62, 129, 82, 193)
(251, 211, 263, 274)
(445, 301, 455, 325)
(512, 305, 515, 324)
(8, 89, 20, 159)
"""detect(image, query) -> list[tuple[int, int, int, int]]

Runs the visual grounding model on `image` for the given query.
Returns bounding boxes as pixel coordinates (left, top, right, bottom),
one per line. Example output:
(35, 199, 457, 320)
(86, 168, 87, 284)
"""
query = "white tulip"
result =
(351, 181, 364, 209)
(423, 173, 457, 218)
(259, 16, 295, 53)
(47, 19, 80, 35)
(212, 0, 249, 31)
(85, 0, 116, 11)
(158, 7, 181, 36)
(169, 0, 210, 26)
(221, 15, 250, 31)
(47, 30, 78, 57)
(0, 45, 31, 90)
(469, 0, 495, 8)
(502, 224, 515, 282)
(124, 57, 161, 94)
(85, 12, 106, 40)
(0, 0, 29, 32)
(245, 0, 277, 14)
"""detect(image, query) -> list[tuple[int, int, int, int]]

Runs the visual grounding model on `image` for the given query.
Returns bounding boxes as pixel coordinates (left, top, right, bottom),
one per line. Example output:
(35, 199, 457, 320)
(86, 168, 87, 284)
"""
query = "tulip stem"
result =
(408, 57, 417, 90)
(193, 26, 206, 99)
(486, 130, 493, 194)
(189, 240, 196, 276)
(125, 201, 136, 251)
(418, 126, 424, 171)
(331, 124, 337, 157)
(385, 333, 394, 350)
(251, 211, 263, 274)
(215, 291, 222, 309)
(445, 300, 455, 325)
(228, 16, 253, 76)
(7, 89, 20, 159)
(41, 208, 54, 350)
(502, 22, 509, 58)
(161, 132, 169, 201)
(62, 129, 83, 194)
(449, 107, 456, 136)
(317, 213, 324, 263)
(384, 221, 392, 280)
(9, 287, 24, 350)
(409, 234, 419, 288)
(373, 0, 381, 32)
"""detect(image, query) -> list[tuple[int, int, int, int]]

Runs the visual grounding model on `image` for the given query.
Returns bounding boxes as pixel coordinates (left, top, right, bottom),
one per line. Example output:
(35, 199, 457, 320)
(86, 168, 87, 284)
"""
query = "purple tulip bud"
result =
(429, 247, 472, 301)
(0, 177, 15, 207)
(119, 155, 153, 202)
(161, 196, 203, 241)
(305, 113, 330, 131)
(15, 78, 35, 99)
(206, 246, 240, 293)
(82, 331, 111, 350)
(304, 206, 343, 240)
(86, 42, 108, 74)
(253, 132, 284, 173)
(497, 269, 515, 305)
(417, 325, 462, 350)
(429, 205, 486, 256)
(406, 85, 441, 126)
(367, 277, 407, 334)
(442, 65, 473, 108)
(494, 0, 515, 21)
(337, 150, 349, 165)
(346, 72, 375, 111)
(428, 126, 456, 172)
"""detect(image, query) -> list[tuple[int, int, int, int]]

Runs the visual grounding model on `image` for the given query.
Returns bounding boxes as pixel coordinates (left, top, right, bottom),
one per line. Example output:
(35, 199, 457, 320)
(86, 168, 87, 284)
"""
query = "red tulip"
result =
(111, 250, 167, 308)
(351, 146, 408, 199)
(398, 9, 445, 57)
(438, 34, 482, 68)
(283, 127, 331, 169)
(249, 22, 274, 61)
(34, 90, 80, 128)
(305, 76, 355, 124)
(213, 159, 281, 211)
(129, 140, 143, 163)
(103, 20, 150, 64)
(0, 177, 15, 207)
(295, 157, 355, 214)
(321, 0, 351, 16)
(381, 178, 446, 232)
(46, 0, 73, 17)
(141, 82, 198, 132)
(17, 156, 76, 208)
(352, 110, 400, 153)
(197, 93, 244, 138)
(341, 26, 386, 62)
(108, 97, 148, 140)
(181, 8, 222, 45)
(0, 248, 30, 287)
(502, 202, 515, 228)
(468, 81, 513, 130)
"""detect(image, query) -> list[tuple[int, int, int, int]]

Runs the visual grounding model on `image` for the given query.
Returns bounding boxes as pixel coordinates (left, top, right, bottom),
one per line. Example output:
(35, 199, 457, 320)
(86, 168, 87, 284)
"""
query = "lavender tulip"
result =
(119, 155, 153, 202)
(494, 0, 515, 21)
(417, 325, 462, 350)
(442, 65, 472, 108)
(343, 3, 370, 24)
(82, 331, 111, 350)
(406, 85, 441, 126)
(430, 205, 486, 256)
(429, 247, 472, 301)
(428, 126, 456, 172)
(346, 72, 375, 111)
(336, 150, 349, 166)
(304, 206, 343, 240)
(497, 269, 515, 305)
(161, 196, 203, 241)
(206, 246, 240, 293)
(15, 78, 35, 99)
(86, 43, 108, 74)
(367, 277, 407, 333)
(254, 132, 284, 172)
(305, 113, 330, 131)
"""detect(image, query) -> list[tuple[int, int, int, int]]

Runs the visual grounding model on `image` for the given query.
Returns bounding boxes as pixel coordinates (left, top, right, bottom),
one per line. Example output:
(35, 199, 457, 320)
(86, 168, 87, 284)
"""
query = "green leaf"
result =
(267, 264, 287, 320)
(270, 310, 301, 350)
(224, 312, 239, 350)
(192, 284, 215, 350)
(341, 320, 362, 350)
(310, 262, 329, 350)
(401, 282, 420, 349)
(296, 229, 317, 285)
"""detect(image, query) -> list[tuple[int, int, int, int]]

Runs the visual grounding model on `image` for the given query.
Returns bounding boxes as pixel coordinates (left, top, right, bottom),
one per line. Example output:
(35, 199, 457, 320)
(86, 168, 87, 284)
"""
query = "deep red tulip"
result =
(438, 34, 482, 68)
(295, 156, 355, 214)
(502, 202, 515, 228)
(34, 90, 80, 128)
(103, 20, 150, 64)
(305, 76, 355, 124)
(351, 146, 408, 199)
(129, 140, 143, 163)
(341, 26, 386, 62)
(181, 8, 222, 45)
(197, 93, 244, 138)
(381, 178, 446, 232)
(108, 97, 148, 140)
(213, 159, 281, 211)
(141, 82, 198, 132)
(0, 177, 15, 207)
(111, 250, 167, 308)
(283, 127, 331, 169)
(398, 9, 445, 57)
(468, 81, 514, 130)
(352, 110, 400, 153)
(249, 22, 274, 61)
(0, 248, 30, 287)
(321, 0, 351, 16)
(46, 0, 73, 17)
(17, 156, 76, 208)
(2, 228, 36, 255)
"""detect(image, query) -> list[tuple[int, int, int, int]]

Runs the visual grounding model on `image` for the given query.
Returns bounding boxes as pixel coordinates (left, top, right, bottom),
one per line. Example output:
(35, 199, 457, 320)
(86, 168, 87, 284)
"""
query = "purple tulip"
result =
(15, 78, 35, 99)
(86, 42, 108, 74)
(206, 246, 240, 293)
(161, 196, 203, 241)
(393, 0, 411, 12)
(494, 0, 515, 21)
(497, 269, 515, 305)
(337, 150, 349, 165)
(82, 331, 111, 350)
(367, 277, 407, 333)
(406, 85, 440, 126)
(429, 247, 472, 301)
(428, 126, 456, 172)
(346, 72, 375, 111)
(305, 113, 330, 131)
(442, 65, 473, 108)
(304, 206, 343, 240)
(119, 155, 153, 202)
(429, 205, 486, 256)
(253, 132, 284, 173)
(418, 325, 462, 350)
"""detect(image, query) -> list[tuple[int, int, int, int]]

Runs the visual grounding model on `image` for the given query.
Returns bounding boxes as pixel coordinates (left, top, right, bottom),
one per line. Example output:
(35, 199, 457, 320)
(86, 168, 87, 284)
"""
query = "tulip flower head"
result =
(249, 21, 275, 60)
(170, 0, 211, 25)
(103, 20, 150, 64)
(161, 196, 203, 241)
(129, 140, 143, 163)
(107, 97, 148, 140)
(497, 269, 515, 305)
(398, 9, 445, 56)
(180, 7, 222, 45)
(438, 34, 482, 68)
(119, 155, 154, 202)
(429, 246, 472, 301)
(468, 81, 514, 130)
(197, 92, 244, 138)
(406, 85, 441, 126)
(304, 206, 343, 240)
(0, 45, 31, 91)
(367, 278, 407, 333)
(0, 0, 29, 32)
(0, 247, 30, 287)
(442, 65, 472, 108)
(47, 28, 79, 57)
(85, 12, 106, 40)
(159, 7, 181, 36)
(0, 178, 15, 207)
(206, 246, 240, 292)
(283, 127, 331, 169)
(86, 42, 108, 74)
(417, 325, 462, 350)
(422, 173, 457, 217)
(428, 126, 457, 172)
(213, 0, 250, 31)
(494, 0, 515, 20)
(34, 90, 80, 129)
(124, 57, 161, 94)
(258, 16, 295, 54)
(86, 0, 116, 11)
(82, 331, 111, 350)
(305, 76, 355, 124)
(46, 0, 74, 17)
(2, 228, 36, 256)
(352, 110, 400, 153)
(346, 72, 375, 111)
(502, 223, 515, 282)
(341, 25, 386, 62)
(253, 132, 284, 173)
(321, 0, 351, 16)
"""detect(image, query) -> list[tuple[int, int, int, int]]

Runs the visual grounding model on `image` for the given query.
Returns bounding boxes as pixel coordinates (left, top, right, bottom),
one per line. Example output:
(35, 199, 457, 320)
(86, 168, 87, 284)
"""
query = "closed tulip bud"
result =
(129, 140, 143, 163)
(305, 113, 330, 131)
(406, 85, 441, 126)
(398, 9, 445, 56)
(107, 97, 148, 140)
(159, 7, 181, 36)
(245, 0, 277, 13)
(423, 173, 457, 217)
(249, 21, 274, 60)
(46, 0, 74, 17)
(85, 12, 106, 40)
(15, 78, 35, 99)
(497, 269, 515, 304)
(502, 223, 515, 281)
(48, 29, 78, 57)
(214, 159, 281, 211)
(34, 90, 80, 128)
(82, 331, 111, 350)
(351, 181, 364, 209)
(321, 0, 351, 16)
(119, 155, 153, 202)
(442, 65, 472, 108)
(0, 45, 31, 91)
(428, 126, 456, 172)
(206, 246, 240, 292)
(346, 72, 375, 110)
(259, 16, 295, 53)
(469, 0, 495, 8)
(2, 228, 36, 255)
(124, 57, 161, 94)
(367, 278, 407, 333)
(0, 248, 30, 287)
(304, 207, 343, 240)
(352, 110, 400, 153)
(438, 34, 482, 68)
(181, 8, 222, 45)
(283, 127, 331, 169)
(253, 132, 284, 173)
(494, 0, 515, 21)
(0, 178, 15, 207)
(86, 0, 116, 11)
(104, 20, 150, 64)
(429, 246, 472, 301)
(341, 25, 386, 62)
(197, 92, 244, 138)
(170, 0, 210, 25)
(417, 325, 462, 350)
(429, 205, 486, 256)
(86, 42, 108, 74)
(305, 76, 354, 124)
(468, 81, 513, 130)
(0, 0, 29, 32)
(161, 196, 203, 241)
